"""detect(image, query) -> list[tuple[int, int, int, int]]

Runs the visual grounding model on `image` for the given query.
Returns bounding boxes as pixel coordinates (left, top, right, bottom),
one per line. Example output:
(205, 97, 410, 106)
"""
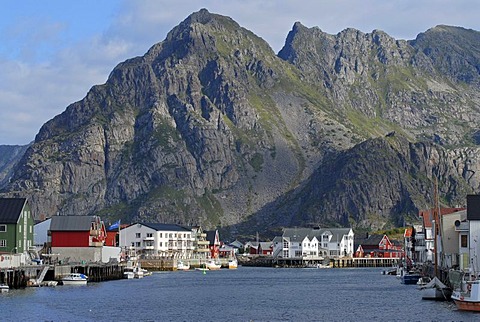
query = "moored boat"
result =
(177, 261, 190, 271)
(451, 280, 480, 311)
(228, 259, 238, 269)
(62, 273, 88, 285)
(401, 271, 422, 285)
(206, 259, 221, 270)
(0, 284, 9, 293)
(418, 276, 451, 300)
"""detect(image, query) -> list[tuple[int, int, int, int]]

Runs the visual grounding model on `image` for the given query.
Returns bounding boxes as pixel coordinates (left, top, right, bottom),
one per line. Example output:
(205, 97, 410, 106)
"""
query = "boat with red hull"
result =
(451, 280, 480, 311)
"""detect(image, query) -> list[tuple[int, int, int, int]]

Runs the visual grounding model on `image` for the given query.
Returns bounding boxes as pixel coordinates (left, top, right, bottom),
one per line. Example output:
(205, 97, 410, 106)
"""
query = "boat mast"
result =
(433, 178, 439, 278)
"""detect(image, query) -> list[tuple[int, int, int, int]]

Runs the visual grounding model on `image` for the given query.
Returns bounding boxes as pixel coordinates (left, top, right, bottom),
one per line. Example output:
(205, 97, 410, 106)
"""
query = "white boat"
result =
(62, 273, 88, 285)
(206, 259, 221, 270)
(0, 284, 9, 293)
(124, 259, 146, 279)
(177, 261, 190, 271)
(418, 276, 451, 300)
(195, 267, 209, 272)
(228, 259, 238, 269)
(451, 279, 480, 311)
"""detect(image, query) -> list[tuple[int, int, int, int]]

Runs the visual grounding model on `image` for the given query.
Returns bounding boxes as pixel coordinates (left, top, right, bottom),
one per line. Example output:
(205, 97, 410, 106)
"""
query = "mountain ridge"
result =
(2, 9, 480, 238)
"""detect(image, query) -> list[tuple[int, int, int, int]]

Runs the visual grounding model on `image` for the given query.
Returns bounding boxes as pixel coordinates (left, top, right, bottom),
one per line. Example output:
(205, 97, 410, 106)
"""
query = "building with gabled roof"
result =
(354, 234, 402, 258)
(205, 230, 220, 258)
(120, 223, 198, 258)
(49, 215, 119, 264)
(0, 198, 34, 255)
(272, 227, 354, 259)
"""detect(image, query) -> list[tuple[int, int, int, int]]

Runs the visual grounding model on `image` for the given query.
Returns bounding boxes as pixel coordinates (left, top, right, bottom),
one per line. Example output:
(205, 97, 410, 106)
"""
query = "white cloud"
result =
(1, 0, 479, 145)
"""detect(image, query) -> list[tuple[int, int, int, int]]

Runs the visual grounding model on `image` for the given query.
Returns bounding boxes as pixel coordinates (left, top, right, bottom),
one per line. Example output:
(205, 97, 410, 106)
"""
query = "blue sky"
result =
(1, 0, 479, 145)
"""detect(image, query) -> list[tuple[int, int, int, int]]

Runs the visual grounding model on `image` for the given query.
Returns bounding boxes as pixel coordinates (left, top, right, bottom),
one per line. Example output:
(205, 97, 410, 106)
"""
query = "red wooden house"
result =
(206, 230, 220, 258)
(354, 234, 403, 258)
(50, 215, 106, 247)
(258, 242, 273, 255)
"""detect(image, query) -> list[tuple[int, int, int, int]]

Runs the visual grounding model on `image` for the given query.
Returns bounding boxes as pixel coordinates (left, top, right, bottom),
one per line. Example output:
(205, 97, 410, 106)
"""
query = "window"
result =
(0, 240, 6, 247)
(136, 233, 141, 238)
(19, 225, 22, 233)
(159, 242, 163, 247)
(461, 235, 468, 248)
(159, 233, 162, 238)
(283, 240, 288, 248)
(0, 225, 6, 232)
(147, 233, 153, 238)
(135, 242, 141, 247)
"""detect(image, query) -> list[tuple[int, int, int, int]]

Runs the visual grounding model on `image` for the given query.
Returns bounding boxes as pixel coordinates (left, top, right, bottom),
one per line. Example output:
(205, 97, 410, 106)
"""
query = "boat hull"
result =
(420, 287, 451, 300)
(401, 274, 421, 285)
(453, 299, 480, 312)
(61, 273, 88, 285)
(62, 279, 87, 285)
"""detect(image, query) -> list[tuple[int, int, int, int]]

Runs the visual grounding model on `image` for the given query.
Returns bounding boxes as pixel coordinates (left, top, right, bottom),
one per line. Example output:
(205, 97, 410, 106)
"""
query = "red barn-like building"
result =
(50, 215, 106, 247)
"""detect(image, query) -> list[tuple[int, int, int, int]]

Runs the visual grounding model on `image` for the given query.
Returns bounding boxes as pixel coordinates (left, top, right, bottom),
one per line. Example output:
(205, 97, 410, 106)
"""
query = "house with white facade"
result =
(466, 195, 480, 272)
(119, 223, 211, 259)
(33, 218, 51, 251)
(272, 227, 354, 259)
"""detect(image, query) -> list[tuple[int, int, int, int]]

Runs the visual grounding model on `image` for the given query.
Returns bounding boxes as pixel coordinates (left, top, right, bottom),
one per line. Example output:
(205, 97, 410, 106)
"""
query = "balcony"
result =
(143, 236, 154, 241)
(90, 230, 100, 236)
(196, 240, 209, 245)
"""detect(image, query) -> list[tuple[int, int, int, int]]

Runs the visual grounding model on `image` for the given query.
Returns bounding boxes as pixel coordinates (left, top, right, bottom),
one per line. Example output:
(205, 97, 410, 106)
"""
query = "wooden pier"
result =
(0, 263, 125, 288)
(240, 256, 400, 268)
(139, 258, 232, 271)
(331, 257, 400, 268)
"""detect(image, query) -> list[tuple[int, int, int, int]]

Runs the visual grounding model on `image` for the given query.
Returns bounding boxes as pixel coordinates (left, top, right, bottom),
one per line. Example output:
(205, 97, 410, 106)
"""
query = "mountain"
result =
(2, 10, 480, 238)
(0, 144, 30, 187)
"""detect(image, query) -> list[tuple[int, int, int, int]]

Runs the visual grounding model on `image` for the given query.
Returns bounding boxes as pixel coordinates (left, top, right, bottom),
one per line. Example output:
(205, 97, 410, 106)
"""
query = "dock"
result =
(240, 256, 400, 268)
(0, 263, 125, 289)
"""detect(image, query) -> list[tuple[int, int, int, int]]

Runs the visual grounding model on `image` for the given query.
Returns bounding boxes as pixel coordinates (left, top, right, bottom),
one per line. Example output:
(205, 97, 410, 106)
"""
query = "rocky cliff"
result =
(2, 10, 480, 237)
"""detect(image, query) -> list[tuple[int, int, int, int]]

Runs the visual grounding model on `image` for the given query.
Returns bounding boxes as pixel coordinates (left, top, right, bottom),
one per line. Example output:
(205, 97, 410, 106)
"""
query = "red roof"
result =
(404, 227, 413, 238)
(419, 207, 465, 228)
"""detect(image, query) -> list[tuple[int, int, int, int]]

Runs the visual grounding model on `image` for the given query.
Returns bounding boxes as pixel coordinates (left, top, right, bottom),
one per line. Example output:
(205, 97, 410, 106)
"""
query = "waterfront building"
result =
(0, 198, 34, 268)
(419, 206, 465, 263)
(33, 218, 51, 252)
(272, 227, 354, 259)
(205, 230, 220, 258)
(354, 234, 402, 258)
(466, 195, 480, 272)
(119, 223, 215, 259)
(49, 215, 120, 263)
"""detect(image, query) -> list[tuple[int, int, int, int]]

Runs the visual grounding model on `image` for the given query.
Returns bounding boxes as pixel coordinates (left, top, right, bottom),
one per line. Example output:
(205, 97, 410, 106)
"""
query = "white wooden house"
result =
(120, 223, 211, 259)
(273, 227, 354, 259)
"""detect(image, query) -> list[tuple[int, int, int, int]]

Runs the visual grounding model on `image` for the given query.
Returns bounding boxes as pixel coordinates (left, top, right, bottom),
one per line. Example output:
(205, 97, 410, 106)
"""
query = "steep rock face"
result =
(0, 145, 30, 187)
(2, 10, 480, 235)
(278, 23, 480, 145)
(238, 135, 479, 236)
(4, 9, 331, 227)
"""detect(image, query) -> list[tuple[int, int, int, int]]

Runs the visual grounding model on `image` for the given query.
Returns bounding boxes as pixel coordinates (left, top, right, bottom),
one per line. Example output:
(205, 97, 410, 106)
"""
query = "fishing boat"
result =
(0, 284, 9, 293)
(451, 279, 480, 311)
(177, 261, 190, 271)
(401, 271, 422, 285)
(228, 258, 238, 269)
(206, 259, 221, 270)
(61, 273, 88, 285)
(418, 276, 451, 300)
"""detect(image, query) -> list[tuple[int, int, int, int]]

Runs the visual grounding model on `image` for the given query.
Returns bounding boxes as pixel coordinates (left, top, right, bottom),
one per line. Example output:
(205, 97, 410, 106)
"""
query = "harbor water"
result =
(0, 267, 475, 321)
